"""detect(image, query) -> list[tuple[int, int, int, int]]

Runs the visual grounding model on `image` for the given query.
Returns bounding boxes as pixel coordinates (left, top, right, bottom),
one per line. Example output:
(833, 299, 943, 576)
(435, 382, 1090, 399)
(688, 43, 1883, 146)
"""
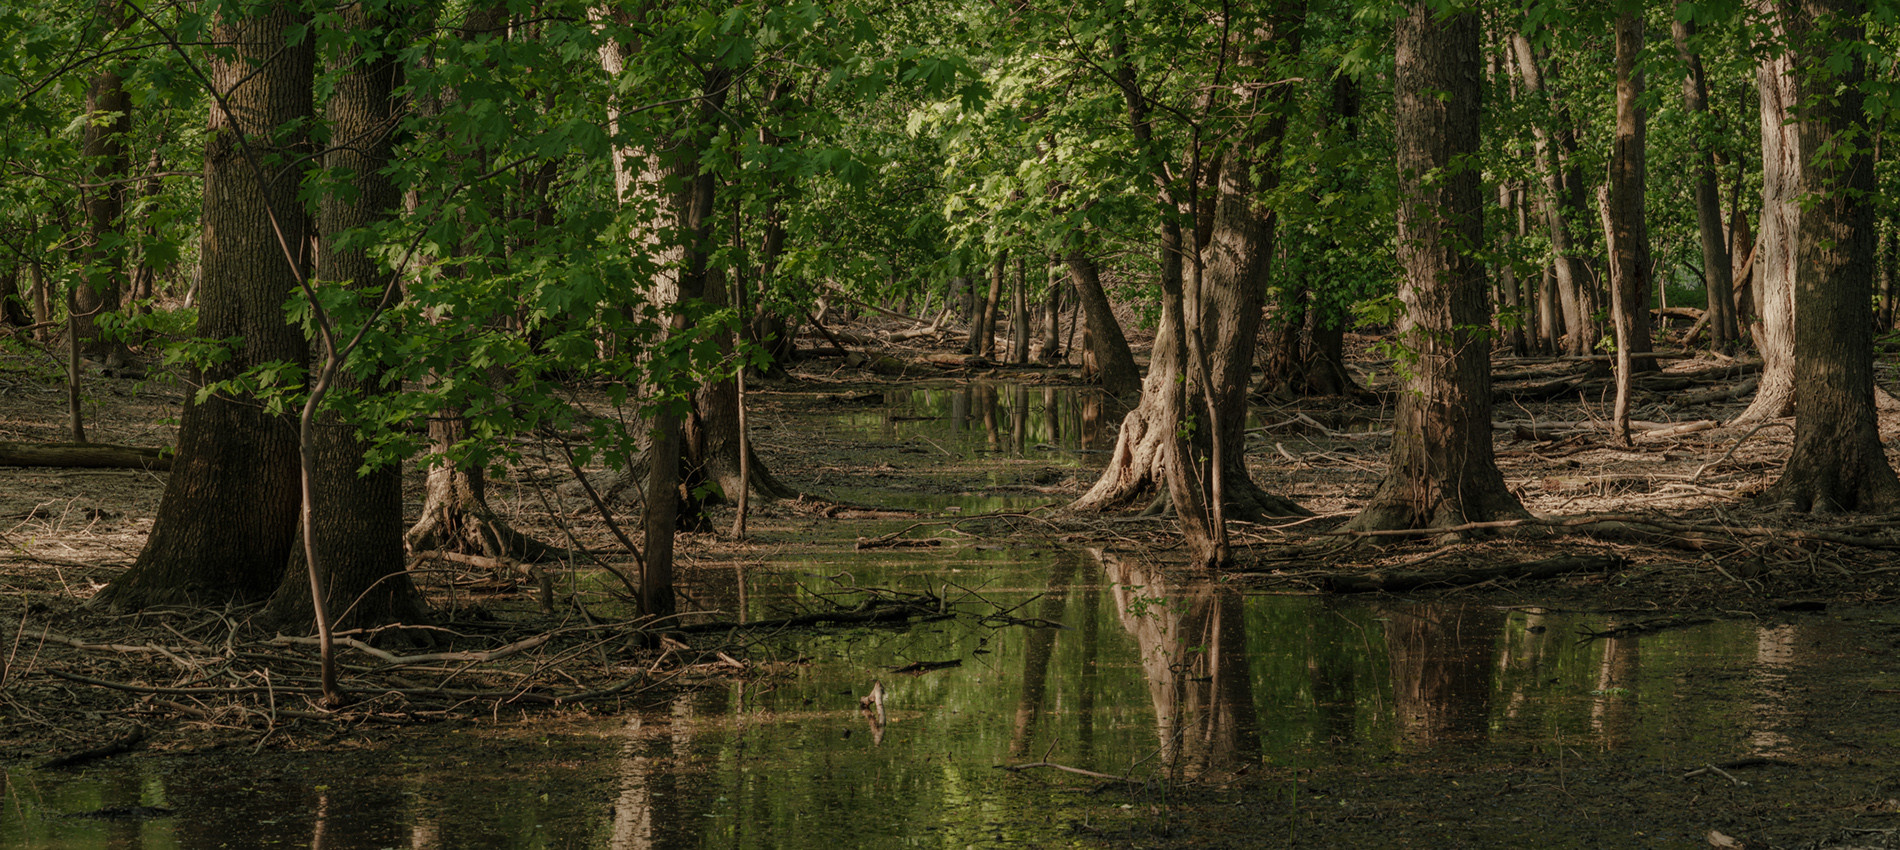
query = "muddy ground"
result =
(3, 314, 1900, 848)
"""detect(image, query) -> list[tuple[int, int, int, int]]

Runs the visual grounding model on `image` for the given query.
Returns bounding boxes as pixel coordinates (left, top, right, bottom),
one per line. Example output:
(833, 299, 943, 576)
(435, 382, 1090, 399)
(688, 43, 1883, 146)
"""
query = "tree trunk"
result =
(1760, 0, 1900, 512)
(97, 1, 313, 609)
(1037, 262, 1062, 362)
(1497, 182, 1527, 356)
(1735, 16, 1800, 423)
(1064, 249, 1140, 400)
(977, 252, 1004, 359)
(1674, 12, 1735, 350)
(1345, 1, 1525, 534)
(1604, 6, 1656, 377)
(405, 4, 562, 563)
(261, 2, 427, 630)
(1010, 255, 1030, 364)
(72, 0, 134, 370)
(1072, 5, 1309, 539)
(1508, 31, 1597, 358)
(1604, 7, 1654, 442)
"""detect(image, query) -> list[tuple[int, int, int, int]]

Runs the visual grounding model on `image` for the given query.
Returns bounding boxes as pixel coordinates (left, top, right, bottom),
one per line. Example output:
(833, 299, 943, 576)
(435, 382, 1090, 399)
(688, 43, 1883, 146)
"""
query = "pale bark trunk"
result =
(1508, 32, 1597, 358)
(1735, 17, 1799, 423)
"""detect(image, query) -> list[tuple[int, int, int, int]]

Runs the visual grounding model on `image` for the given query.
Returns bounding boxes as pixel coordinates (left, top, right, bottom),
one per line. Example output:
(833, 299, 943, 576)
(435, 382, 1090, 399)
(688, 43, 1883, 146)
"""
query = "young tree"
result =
(1344, 0, 1525, 533)
(1758, 0, 1900, 512)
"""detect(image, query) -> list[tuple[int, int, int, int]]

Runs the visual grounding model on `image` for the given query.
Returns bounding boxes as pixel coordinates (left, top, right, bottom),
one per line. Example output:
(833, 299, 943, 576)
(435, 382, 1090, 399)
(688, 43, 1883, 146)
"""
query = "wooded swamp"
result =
(5, 357, 1900, 848)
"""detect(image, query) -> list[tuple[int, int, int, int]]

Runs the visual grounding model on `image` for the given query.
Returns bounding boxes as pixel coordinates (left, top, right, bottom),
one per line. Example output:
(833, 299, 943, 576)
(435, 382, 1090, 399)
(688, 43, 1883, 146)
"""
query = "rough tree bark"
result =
(1603, 5, 1658, 442)
(1344, 1, 1526, 534)
(1759, 0, 1900, 512)
(260, 2, 428, 630)
(97, 1, 313, 608)
(72, 0, 135, 370)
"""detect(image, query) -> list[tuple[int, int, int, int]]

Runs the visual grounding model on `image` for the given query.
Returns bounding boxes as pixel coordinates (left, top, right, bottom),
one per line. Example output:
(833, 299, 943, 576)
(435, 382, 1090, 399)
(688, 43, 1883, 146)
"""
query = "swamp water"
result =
(5, 384, 1890, 848)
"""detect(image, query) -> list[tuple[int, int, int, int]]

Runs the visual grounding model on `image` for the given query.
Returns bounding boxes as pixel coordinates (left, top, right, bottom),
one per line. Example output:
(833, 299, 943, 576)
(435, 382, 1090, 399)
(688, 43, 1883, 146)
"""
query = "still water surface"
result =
(5, 543, 1853, 848)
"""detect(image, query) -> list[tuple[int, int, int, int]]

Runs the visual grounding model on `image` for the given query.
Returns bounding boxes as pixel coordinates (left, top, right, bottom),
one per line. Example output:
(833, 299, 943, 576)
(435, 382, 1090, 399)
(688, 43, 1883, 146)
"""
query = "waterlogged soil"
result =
(3, 323, 1900, 848)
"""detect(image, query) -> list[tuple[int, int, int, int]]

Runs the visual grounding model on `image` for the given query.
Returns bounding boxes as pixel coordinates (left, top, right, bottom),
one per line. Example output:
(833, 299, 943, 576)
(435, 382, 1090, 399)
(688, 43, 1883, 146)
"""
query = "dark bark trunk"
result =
(1497, 182, 1528, 356)
(1605, 9, 1656, 377)
(73, 0, 134, 369)
(1761, 0, 1900, 512)
(1037, 262, 1062, 362)
(1674, 13, 1736, 350)
(1010, 255, 1030, 364)
(261, 3, 427, 631)
(1345, 2, 1524, 534)
(1064, 250, 1140, 400)
(98, 1, 314, 609)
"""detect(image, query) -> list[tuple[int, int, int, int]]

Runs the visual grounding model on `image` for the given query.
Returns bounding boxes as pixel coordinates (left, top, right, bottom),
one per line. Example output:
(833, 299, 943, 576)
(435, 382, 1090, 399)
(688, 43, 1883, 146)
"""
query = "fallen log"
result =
(1316, 554, 1627, 593)
(0, 442, 171, 470)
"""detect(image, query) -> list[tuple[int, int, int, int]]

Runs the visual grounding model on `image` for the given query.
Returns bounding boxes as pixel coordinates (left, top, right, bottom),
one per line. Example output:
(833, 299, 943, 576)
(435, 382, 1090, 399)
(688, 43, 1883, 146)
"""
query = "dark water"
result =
(5, 543, 1862, 848)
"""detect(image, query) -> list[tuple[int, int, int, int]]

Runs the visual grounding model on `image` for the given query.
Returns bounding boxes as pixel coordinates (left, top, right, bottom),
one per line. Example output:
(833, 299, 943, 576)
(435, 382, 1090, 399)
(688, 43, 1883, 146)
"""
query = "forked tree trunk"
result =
(1760, 0, 1900, 512)
(1073, 6, 1309, 540)
(97, 2, 313, 609)
(262, 3, 427, 630)
(1735, 19, 1799, 423)
(1345, 1, 1525, 534)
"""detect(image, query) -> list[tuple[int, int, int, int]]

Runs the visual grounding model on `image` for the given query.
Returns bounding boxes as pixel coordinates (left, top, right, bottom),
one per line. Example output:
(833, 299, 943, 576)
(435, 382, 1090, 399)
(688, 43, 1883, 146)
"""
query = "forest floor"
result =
(3, 314, 1900, 848)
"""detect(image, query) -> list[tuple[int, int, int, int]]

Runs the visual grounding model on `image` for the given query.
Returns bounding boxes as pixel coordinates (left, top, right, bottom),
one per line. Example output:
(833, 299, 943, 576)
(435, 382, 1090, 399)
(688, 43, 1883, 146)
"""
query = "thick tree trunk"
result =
(1674, 13, 1735, 350)
(1604, 8, 1655, 442)
(1073, 5, 1309, 539)
(98, 2, 313, 609)
(262, 4, 427, 630)
(1760, 0, 1900, 512)
(1345, 2, 1525, 534)
(1735, 21, 1799, 423)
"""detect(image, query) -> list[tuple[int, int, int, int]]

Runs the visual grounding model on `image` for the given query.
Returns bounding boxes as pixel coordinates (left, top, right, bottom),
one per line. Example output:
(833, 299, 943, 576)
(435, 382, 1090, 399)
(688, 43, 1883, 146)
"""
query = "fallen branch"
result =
(0, 441, 171, 470)
(1309, 554, 1626, 593)
(39, 726, 146, 769)
(995, 761, 1145, 786)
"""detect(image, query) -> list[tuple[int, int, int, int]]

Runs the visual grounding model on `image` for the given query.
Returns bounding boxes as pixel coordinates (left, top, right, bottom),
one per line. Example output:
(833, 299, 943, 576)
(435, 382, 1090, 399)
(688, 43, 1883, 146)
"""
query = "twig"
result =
(995, 761, 1145, 786)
